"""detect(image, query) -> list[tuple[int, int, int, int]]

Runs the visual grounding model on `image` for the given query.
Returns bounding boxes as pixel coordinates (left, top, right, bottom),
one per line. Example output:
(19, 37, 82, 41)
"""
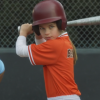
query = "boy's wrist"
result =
(20, 31, 27, 37)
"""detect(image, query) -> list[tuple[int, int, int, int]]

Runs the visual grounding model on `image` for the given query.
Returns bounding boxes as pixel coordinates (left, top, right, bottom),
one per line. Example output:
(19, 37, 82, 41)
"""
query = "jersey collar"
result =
(58, 32, 68, 37)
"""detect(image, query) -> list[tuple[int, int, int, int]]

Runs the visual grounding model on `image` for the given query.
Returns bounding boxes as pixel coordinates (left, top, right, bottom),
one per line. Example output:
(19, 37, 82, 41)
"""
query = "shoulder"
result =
(30, 38, 64, 52)
(43, 38, 64, 48)
(30, 37, 65, 50)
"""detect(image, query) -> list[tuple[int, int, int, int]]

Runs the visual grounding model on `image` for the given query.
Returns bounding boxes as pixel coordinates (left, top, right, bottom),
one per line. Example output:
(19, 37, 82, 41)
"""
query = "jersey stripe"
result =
(28, 45, 33, 65)
(28, 45, 36, 65)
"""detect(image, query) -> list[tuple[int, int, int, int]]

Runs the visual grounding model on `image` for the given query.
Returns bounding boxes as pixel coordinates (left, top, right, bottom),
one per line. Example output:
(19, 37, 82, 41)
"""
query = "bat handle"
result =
(18, 26, 20, 34)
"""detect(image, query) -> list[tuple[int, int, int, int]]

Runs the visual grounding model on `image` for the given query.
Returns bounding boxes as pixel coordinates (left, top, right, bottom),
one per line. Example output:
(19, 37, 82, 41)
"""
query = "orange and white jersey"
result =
(28, 32, 81, 98)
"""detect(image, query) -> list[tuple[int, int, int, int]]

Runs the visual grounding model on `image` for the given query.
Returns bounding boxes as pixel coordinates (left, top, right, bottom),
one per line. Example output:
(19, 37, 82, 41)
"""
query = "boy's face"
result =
(39, 22, 61, 41)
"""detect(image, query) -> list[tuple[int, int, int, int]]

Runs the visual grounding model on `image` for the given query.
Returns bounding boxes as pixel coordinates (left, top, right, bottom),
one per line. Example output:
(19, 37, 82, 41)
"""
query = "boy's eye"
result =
(39, 27, 44, 30)
(49, 26, 54, 29)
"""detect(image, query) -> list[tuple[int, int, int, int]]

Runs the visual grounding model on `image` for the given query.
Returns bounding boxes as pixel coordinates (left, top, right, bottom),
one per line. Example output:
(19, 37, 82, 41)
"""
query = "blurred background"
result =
(0, 0, 100, 48)
(0, 0, 100, 100)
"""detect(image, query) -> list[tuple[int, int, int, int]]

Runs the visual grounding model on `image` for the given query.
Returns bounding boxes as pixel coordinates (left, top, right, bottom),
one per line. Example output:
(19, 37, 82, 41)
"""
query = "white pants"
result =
(47, 94, 81, 100)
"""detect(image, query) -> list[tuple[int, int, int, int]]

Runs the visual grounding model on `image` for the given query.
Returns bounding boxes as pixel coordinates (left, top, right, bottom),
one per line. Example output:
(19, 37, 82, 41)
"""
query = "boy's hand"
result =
(20, 23, 33, 37)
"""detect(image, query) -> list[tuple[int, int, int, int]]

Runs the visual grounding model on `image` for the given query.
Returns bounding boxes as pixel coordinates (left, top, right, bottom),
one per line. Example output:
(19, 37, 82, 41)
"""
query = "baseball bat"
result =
(67, 16, 100, 26)
(18, 16, 100, 32)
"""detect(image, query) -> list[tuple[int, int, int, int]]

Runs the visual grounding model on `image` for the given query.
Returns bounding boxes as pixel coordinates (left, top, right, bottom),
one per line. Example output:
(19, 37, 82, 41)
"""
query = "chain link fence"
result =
(0, 0, 100, 48)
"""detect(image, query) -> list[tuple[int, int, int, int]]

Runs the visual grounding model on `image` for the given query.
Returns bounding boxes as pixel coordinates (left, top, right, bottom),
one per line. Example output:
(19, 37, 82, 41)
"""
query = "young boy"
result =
(16, 0, 81, 100)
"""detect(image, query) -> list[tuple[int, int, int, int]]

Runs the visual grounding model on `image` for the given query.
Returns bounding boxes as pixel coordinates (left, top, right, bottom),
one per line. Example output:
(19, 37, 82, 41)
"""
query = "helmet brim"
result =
(32, 17, 61, 26)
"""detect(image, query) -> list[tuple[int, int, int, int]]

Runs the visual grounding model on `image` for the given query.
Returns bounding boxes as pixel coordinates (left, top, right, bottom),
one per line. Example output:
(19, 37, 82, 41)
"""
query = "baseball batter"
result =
(16, 0, 81, 100)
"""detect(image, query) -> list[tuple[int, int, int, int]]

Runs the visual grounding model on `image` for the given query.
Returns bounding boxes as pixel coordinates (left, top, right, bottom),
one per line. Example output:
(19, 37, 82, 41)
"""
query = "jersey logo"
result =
(67, 49, 73, 58)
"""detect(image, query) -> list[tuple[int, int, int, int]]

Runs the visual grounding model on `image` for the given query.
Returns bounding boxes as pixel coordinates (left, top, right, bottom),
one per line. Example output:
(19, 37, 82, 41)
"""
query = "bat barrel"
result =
(67, 16, 100, 26)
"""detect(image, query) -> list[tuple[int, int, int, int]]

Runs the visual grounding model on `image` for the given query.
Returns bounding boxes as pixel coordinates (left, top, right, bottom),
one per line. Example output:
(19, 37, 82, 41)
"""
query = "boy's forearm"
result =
(35, 34, 43, 39)
(35, 34, 46, 45)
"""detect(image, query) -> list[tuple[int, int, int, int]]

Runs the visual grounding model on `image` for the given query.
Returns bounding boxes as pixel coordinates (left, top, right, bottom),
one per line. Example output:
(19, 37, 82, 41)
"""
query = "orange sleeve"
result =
(28, 39, 63, 65)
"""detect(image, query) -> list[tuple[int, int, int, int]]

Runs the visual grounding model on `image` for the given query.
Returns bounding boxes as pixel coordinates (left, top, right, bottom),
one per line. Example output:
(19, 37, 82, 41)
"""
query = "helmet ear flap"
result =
(32, 25, 40, 36)
(56, 19, 62, 30)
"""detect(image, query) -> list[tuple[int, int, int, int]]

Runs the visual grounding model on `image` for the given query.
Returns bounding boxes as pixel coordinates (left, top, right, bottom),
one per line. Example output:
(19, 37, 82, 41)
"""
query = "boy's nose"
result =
(45, 29, 50, 35)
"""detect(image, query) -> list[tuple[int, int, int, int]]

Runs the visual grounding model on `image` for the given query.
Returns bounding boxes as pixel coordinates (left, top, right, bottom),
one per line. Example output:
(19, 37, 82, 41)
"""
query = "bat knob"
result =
(18, 26, 20, 33)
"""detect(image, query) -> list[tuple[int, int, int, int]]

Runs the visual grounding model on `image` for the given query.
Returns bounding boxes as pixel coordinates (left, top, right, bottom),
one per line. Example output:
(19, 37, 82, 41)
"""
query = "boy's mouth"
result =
(45, 37, 51, 40)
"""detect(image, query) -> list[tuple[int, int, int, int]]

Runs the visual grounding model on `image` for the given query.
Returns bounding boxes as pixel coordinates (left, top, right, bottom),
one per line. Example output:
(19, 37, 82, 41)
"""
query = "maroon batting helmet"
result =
(32, 0, 67, 35)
